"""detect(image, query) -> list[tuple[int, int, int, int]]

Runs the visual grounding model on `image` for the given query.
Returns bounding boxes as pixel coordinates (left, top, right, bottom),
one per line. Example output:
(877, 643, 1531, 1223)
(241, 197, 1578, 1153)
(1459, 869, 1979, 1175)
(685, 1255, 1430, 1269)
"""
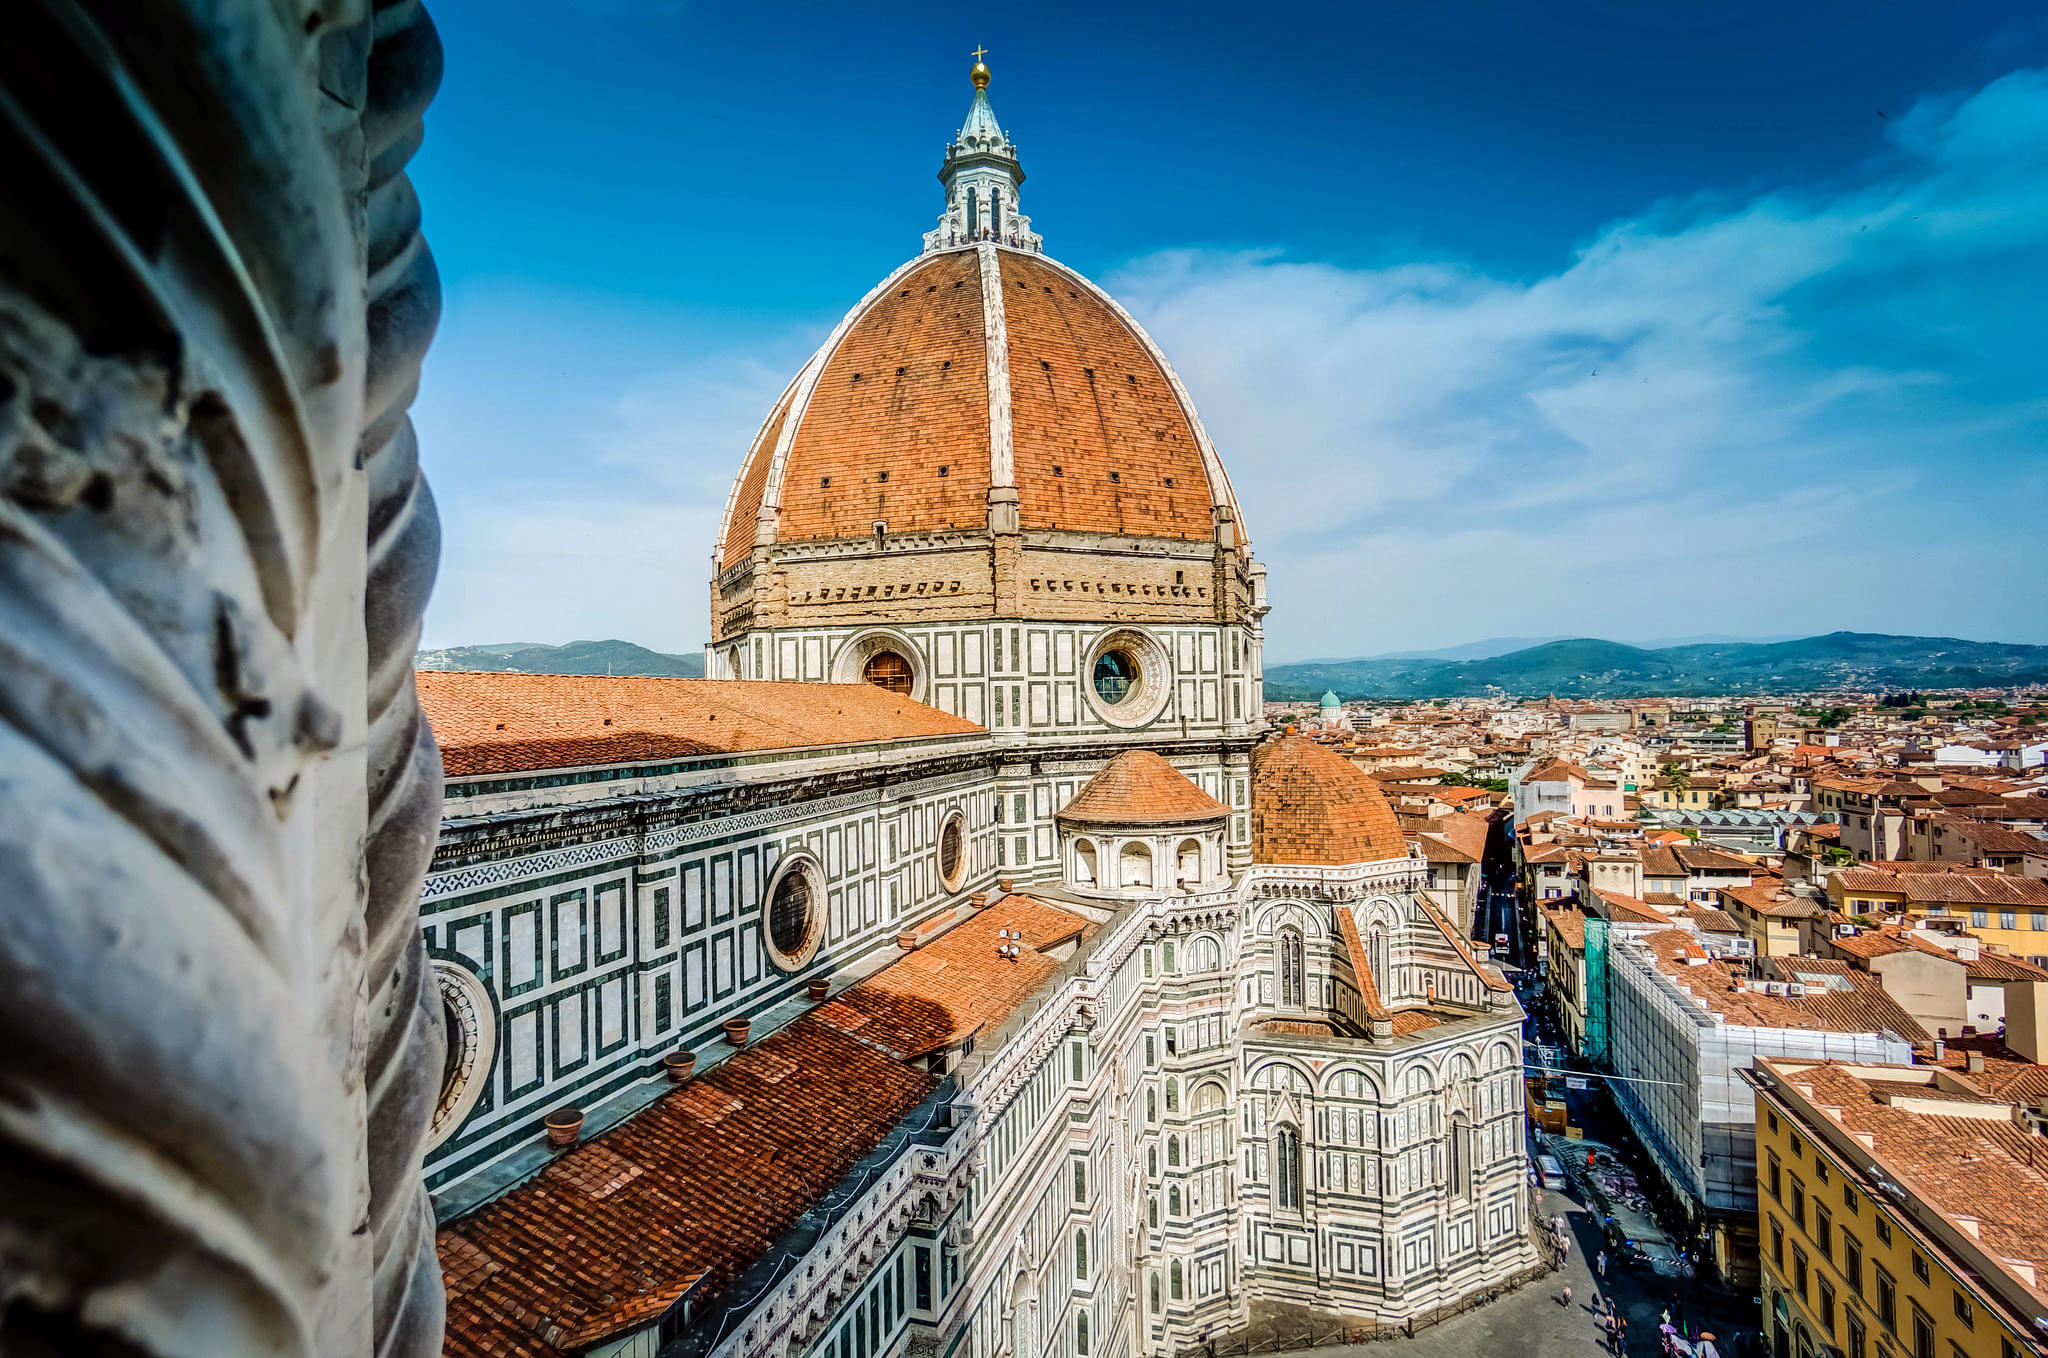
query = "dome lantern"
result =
(925, 47, 1040, 254)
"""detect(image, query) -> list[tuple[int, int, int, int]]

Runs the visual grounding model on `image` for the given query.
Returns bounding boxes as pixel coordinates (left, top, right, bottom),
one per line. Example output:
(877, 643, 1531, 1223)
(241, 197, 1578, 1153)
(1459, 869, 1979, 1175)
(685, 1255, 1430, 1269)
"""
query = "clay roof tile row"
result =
(416, 672, 983, 777)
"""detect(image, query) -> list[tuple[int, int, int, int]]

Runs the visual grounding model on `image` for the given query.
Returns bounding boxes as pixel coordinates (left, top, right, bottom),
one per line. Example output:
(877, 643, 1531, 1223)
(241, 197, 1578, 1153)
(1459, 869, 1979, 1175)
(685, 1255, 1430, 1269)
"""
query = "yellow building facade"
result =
(1747, 1058, 2044, 1358)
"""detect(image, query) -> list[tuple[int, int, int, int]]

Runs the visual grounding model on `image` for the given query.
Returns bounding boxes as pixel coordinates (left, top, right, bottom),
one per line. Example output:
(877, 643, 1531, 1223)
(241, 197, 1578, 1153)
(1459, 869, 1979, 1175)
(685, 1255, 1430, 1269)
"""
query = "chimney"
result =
(2007, 980, 2048, 1065)
(1966, 1051, 1986, 1076)
(1932, 1038, 1945, 1061)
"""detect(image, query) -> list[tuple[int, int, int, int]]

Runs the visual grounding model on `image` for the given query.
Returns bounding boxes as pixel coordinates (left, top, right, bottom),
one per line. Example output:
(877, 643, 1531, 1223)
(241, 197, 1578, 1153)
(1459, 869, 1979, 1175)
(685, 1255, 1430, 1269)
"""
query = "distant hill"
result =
(1266, 632, 2048, 700)
(1370, 636, 1568, 662)
(416, 639, 704, 678)
(413, 632, 2048, 699)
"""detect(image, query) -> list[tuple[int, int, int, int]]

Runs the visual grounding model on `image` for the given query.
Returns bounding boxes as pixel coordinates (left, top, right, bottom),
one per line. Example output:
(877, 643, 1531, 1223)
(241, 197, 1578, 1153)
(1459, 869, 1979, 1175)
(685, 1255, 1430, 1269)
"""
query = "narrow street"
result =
(1253, 1176, 1753, 1358)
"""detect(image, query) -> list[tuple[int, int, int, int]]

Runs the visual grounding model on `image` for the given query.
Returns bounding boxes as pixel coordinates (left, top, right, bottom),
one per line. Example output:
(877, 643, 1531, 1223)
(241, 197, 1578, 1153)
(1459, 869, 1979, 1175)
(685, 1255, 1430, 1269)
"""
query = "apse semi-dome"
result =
(708, 59, 1263, 674)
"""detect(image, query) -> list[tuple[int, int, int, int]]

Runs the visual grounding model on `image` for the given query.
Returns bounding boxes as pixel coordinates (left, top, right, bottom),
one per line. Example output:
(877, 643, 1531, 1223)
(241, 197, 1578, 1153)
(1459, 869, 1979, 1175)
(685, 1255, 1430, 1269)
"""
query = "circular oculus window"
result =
(764, 854, 827, 972)
(1080, 628, 1171, 729)
(938, 811, 968, 892)
(428, 960, 496, 1151)
(863, 650, 915, 695)
(832, 628, 927, 702)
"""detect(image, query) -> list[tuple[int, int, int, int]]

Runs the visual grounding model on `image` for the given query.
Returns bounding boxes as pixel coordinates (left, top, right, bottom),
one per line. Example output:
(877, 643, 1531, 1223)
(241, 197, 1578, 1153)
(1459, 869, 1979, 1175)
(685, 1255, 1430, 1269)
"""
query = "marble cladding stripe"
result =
(421, 787, 883, 901)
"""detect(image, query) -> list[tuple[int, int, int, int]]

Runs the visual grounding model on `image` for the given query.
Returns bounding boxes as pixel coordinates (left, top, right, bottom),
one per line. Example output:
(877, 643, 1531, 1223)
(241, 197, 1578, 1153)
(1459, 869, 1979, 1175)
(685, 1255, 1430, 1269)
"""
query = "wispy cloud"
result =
(417, 68, 2048, 658)
(1112, 68, 2048, 657)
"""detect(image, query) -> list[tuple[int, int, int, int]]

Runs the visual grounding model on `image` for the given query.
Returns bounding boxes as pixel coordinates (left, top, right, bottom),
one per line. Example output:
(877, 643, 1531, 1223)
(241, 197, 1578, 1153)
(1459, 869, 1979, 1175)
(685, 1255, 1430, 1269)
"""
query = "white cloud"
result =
(418, 69, 2048, 658)
(1111, 68, 2048, 657)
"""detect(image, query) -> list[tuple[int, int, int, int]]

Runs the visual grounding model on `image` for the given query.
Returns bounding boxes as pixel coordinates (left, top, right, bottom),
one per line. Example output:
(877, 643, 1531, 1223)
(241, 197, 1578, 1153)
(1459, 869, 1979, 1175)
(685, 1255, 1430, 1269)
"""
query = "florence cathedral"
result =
(424, 57, 1535, 1358)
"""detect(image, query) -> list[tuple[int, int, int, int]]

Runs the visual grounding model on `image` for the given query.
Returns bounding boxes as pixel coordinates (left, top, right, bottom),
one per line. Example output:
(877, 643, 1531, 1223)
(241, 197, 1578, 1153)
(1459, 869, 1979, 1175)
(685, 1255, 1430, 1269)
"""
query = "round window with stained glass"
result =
(764, 856, 825, 970)
(1091, 649, 1137, 705)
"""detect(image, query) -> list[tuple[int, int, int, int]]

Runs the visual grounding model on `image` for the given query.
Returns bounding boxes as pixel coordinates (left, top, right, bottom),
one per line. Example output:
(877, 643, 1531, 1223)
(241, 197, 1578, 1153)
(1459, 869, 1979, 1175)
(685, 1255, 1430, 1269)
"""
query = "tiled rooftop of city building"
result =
(437, 892, 1091, 1358)
(1634, 929, 1928, 1038)
(416, 672, 984, 776)
(1757, 1058, 2048, 1311)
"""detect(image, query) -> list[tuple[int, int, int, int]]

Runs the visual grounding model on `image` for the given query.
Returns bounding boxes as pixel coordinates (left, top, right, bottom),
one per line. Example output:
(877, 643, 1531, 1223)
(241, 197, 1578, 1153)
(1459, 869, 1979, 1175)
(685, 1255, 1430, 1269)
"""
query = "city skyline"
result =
(408, 3, 2048, 661)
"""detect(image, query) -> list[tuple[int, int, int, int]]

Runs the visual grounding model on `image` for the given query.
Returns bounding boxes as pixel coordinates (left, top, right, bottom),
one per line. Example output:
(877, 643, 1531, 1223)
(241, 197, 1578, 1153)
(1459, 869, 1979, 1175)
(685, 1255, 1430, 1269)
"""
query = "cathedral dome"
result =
(1250, 734, 1408, 867)
(717, 244, 1244, 568)
(706, 59, 1265, 680)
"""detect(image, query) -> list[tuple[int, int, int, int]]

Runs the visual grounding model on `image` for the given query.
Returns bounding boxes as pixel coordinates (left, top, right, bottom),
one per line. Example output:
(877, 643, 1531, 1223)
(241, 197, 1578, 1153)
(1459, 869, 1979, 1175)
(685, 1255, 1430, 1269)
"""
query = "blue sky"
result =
(410, 1, 2048, 661)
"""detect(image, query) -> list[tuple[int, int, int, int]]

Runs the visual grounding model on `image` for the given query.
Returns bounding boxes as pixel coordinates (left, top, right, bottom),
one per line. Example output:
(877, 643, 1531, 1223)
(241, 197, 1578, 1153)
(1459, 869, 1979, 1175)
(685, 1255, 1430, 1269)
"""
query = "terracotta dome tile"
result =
(1057, 749, 1230, 825)
(775, 250, 993, 545)
(1250, 733, 1408, 866)
(998, 252, 1213, 539)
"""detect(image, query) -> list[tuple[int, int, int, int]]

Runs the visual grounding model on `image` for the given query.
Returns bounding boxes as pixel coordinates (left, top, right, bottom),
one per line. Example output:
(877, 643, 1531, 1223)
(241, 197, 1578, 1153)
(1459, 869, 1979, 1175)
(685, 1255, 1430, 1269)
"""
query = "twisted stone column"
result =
(358, 2, 451, 1355)
(0, 1, 446, 1353)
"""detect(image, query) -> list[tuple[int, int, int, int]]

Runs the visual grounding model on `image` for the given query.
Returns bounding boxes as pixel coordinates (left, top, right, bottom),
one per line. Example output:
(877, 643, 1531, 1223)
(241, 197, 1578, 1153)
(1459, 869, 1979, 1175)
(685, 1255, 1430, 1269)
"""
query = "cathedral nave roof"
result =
(416, 671, 983, 776)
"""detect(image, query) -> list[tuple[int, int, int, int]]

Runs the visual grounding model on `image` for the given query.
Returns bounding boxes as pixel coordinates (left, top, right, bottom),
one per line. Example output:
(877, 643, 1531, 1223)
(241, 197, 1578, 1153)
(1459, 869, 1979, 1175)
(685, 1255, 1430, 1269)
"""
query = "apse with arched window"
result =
(1278, 927, 1305, 1008)
(1175, 837, 1202, 885)
(1118, 841, 1152, 888)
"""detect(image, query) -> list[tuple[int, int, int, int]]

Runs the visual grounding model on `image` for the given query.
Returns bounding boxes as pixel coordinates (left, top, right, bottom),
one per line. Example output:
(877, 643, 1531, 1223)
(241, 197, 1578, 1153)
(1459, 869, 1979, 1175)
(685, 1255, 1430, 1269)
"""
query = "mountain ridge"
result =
(417, 638, 705, 678)
(413, 632, 2048, 700)
(1266, 631, 2048, 700)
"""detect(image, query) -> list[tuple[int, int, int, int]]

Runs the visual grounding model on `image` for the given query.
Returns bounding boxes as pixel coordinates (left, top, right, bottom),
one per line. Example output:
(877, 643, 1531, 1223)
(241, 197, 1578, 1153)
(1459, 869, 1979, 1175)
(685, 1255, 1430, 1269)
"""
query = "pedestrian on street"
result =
(1598, 1249, 1608, 1279)
(1563, 1282, 1574, 1309)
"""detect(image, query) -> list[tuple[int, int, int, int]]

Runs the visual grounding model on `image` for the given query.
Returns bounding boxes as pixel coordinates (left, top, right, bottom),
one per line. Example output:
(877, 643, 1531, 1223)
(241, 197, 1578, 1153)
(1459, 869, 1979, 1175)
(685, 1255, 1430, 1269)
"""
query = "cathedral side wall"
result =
(420, 757, 1006, 1198)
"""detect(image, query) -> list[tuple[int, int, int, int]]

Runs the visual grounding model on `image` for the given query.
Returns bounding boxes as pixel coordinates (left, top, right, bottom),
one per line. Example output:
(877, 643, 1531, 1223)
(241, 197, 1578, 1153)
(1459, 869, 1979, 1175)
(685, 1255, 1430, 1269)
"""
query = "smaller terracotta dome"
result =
(1250, 734, 1408, 866)
(1058, 750, 1230, 826)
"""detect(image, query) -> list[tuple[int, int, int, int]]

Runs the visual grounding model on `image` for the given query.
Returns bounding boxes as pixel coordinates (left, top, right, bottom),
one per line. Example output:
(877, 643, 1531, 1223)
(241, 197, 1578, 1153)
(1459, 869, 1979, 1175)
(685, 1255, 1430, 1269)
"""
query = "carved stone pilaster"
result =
(0, 2, 446, 1353)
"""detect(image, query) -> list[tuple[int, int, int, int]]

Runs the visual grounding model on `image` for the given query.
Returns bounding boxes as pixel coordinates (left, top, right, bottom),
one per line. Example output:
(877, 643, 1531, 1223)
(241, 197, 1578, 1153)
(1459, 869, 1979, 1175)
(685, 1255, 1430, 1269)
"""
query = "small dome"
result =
(1319, 690, 1340, 709)
(1250, 734, 1407, 866)
(1058, 750, 1230, 826)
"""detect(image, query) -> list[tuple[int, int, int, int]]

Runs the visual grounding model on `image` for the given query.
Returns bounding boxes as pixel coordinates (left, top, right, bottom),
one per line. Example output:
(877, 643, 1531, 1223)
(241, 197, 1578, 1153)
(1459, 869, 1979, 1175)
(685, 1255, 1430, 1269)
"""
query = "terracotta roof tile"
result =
(417, 672, 982, 777)
(1541, 904, 1588, 950)
(999, 252, 1213, 539)
(437, 1016, 933, 1358)
(437, 894, 1090, 1358)
(1389, 1009, 1445, 1038)
(722, 247, 1236, 559)
(1763, 1061, 2048, 1306)
(1056, 750, 1230, 826)
(1591, 889, 1670, 925)
(1250, 734, 1407, 867)
(776, 250, 993, 545)
(815, 895, 1092, 1058)
(1966, 953, 2048, 982)
(1634, 929, 1928, 1040)
(719, 389, 793, 568)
